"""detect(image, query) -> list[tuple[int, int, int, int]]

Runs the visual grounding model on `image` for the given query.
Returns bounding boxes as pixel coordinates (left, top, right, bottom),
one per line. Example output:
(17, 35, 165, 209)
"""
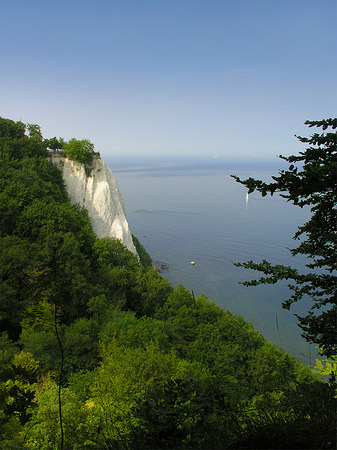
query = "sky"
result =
(1, 0, 336, 160)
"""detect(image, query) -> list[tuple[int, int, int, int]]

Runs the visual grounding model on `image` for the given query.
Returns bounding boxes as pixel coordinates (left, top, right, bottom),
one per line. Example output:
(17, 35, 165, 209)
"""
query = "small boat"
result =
(190, 261, 195, 265)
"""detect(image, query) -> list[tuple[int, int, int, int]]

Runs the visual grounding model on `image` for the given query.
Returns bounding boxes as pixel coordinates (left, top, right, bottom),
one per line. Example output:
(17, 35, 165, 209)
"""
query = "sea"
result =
(106, 156, 318, 366)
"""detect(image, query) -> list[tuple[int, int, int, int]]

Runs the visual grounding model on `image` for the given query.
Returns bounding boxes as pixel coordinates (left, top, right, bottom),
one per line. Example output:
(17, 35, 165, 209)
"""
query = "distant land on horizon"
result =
(104, 154, 289, 175)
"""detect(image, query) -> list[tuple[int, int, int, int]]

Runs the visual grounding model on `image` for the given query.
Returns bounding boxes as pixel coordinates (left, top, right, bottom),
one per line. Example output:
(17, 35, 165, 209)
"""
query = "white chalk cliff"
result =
(50, 154, 137, 255)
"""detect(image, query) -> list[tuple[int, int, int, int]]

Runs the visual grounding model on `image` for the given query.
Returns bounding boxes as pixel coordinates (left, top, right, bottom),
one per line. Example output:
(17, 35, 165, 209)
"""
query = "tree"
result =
(44, 136, 65, 151)
(64, 138, 96, 164)
(132, 234, 152, 268)
(232, 119, 337, 358)
(0, 118, 46, 160)
(0, 334, 40, 439)
(0, 117, 25, 138)
(27, 123, 43, 140)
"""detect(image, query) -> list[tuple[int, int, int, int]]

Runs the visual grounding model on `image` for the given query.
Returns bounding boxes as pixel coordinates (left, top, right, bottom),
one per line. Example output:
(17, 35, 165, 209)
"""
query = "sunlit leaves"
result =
(64, 138, 96, 164)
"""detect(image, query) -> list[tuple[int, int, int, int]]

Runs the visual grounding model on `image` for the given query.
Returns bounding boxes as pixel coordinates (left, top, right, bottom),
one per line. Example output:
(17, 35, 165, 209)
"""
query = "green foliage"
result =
(64, 138, 96, 164)
(0, 237, 44, 339)
(232, 119, 337, 357)
(239, 377, 336, 449)
(132, 234, 152, 268)
(131, 268, 173, 316)
(0, 336, 40, 448)
(44, 136, 65, 151)
(93, 237, 139, 269)
(315, 351, 337, 388)
(20, 316, 100, 379)
(26, 124, 43, 140)
(87, 341, 209, 449)
(0, 117, 25, 138)
(0, 118, 47, 161)
(98, 308, 170, 351)
(1, 117, 334, 449)
(130, 377, 213, 449)
(1, 352, 39, 422)
(22, 377, 90, 450)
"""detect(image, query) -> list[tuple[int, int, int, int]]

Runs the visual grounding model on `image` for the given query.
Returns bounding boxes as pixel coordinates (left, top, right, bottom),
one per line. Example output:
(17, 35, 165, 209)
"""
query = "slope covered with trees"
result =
(0, 117, 335, 449)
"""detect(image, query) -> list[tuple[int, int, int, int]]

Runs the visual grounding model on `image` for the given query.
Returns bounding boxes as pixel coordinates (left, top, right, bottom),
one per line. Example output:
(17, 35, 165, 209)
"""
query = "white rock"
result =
(50, 154, 137, 255)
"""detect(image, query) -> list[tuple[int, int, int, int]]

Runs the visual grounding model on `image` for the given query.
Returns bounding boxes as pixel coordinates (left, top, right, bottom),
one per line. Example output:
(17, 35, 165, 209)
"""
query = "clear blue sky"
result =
(1, 0, 336, 159)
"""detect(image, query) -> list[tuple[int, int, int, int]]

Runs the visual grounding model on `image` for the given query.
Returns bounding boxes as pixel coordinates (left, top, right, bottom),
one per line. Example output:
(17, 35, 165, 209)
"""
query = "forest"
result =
(0, 117, 335, 449)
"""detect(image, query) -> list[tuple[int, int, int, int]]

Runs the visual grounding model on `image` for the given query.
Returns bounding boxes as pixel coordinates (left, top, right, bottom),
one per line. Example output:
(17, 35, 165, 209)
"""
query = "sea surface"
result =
(107, 156, 318, 365)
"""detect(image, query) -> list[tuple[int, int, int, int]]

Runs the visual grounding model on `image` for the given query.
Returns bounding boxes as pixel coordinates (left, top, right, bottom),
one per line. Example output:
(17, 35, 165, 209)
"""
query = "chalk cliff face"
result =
(50, 154, 137, 255)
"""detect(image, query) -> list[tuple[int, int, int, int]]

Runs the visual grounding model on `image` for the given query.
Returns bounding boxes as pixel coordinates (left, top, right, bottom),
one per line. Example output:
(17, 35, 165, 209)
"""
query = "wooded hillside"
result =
(0, 118, 335, 449)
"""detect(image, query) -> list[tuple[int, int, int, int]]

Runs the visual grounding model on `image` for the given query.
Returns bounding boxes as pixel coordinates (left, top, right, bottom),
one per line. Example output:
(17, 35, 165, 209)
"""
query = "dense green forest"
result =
(0, 117, 335, 449)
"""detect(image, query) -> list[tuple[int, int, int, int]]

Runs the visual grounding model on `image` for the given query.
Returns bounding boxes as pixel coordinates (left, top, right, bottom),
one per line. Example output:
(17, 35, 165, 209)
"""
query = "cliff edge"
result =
(50, 153, 137, 255)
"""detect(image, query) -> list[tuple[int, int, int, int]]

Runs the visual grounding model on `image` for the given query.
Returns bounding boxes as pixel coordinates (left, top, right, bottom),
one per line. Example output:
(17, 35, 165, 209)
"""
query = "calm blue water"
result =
(107, 157, 317, 364)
